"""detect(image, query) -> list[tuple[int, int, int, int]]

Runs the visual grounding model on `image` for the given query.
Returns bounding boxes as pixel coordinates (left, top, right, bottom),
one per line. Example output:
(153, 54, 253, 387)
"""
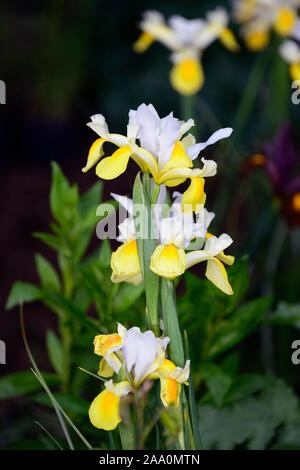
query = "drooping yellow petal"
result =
(111, 239, 141, 279)
(181, 177, 206, 214)
(161, 141, 193, 174)
(273, 8, 296, 36)
(133, 32, 155, 53)
(150, 244, 186, 280)
(217, 252, 235, 266)
(94, 334, 122, 356)
(206, 257, 233, 295)
(111, 271, 143, 286)
(89, 390, 121, 431)
(128, 142, 159, 181)
(170, 58, 204, 96)
(290, 63, 300, 82)
(220, 28, 240, 52)
(158, 166, 203, 186)
(160, 377, 181, 408)
(244, 29, 270, 51)
(82, 138, 106, 173)
(96, 145, 132, 180)
(98, 358, 115, 378)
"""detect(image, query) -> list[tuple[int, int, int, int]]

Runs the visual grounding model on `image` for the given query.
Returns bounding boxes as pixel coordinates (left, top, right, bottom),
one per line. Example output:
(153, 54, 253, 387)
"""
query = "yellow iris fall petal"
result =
(206, 258, 233, 295)
(111, 239, 141, 281)
(96, 145, 132, 180)
(98, 358, 115, 378)
(220, 28, 240, 52)
(160, 377, 181, 408)
(133, 32, 155, 53)
(274, 8, 296, 36)
(290, 63, 300, 82)
(170, 58, 204, 96)
(150, 244, 186, 280)
(94, 333, 122, 356)
(89, 389, 121, 431)
(244, 29, 270, 51)
(181, 177, 206, 214)
(82, 138, 106, 173)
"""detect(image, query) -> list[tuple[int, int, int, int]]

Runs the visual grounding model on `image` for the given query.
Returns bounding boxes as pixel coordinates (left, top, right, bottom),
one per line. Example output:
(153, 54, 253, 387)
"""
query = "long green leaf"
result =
(184, 331, 203, 450)
(133, 173, 159, 333)
(0, 371, 59, 400)
(161, 279, 184, 368)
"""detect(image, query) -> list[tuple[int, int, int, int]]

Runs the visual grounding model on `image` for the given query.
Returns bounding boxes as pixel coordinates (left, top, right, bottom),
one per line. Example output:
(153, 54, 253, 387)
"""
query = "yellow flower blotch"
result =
(170, 58, 204, 96)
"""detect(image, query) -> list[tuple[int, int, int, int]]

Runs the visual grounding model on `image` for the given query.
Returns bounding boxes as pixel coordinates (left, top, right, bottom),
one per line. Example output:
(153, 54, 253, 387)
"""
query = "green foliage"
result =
(266, 301, 300, 329)
(0, 371, 59, 400)
(32, 392, 90, 416)
(133, 173, 159, 333)
(4, 162, 145, 415)
(178, 259, 272, 363)
(6, 282, 43, 309)
(35, 254, 61, 292)
(46, 330, 66, 379)
(199, 377, 300, 450)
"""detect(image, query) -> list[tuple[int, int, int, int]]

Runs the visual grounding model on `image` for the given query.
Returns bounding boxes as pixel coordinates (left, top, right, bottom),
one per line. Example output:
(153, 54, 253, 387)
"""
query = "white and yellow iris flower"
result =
(233, 0, 300, 51)
(150, 196, 234, 294)
(133, 9, 239, 95)
(82, 104, 233, 213)
(89, 325, 190, 431)
(279, 39, 300, 81)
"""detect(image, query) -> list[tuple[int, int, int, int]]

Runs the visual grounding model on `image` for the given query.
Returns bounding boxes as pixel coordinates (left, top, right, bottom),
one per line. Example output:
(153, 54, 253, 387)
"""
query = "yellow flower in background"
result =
(88, 325, 190, 431)
(133, 9, 239, 95)
(82, 104, 232, 202)
(279, 39, 300, 81)
(233, 0, 300, 51)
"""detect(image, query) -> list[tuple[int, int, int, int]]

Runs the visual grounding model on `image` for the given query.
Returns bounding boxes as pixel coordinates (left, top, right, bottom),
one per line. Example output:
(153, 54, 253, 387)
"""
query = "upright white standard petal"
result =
(279, 39, 300, 63)
(129, 103, 160, 156)
(195, 7, 229, 49)
(178, 118, 195, 139)
(168, 15, 206, 46)
(186, 233, 233, 268)
(117, 323, 127, 338)
(129, 104, 185, 171)
(122, 327, 158, 385)
(139, 10, 180, 50)
(186, 127, 233, 160)
(111, 192, 133, 215)
(291, 18, 300, 41)
(157, 113, 181, 169)
(205, 233, 233, 257)
(87, 114, 109, 138)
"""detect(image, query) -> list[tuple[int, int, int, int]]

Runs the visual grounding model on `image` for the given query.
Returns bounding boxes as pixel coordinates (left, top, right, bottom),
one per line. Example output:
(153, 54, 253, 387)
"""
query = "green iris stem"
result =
(151, 183, 160, 205)
(180, 94, 195, 122)
(133, 173, 159, 336)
